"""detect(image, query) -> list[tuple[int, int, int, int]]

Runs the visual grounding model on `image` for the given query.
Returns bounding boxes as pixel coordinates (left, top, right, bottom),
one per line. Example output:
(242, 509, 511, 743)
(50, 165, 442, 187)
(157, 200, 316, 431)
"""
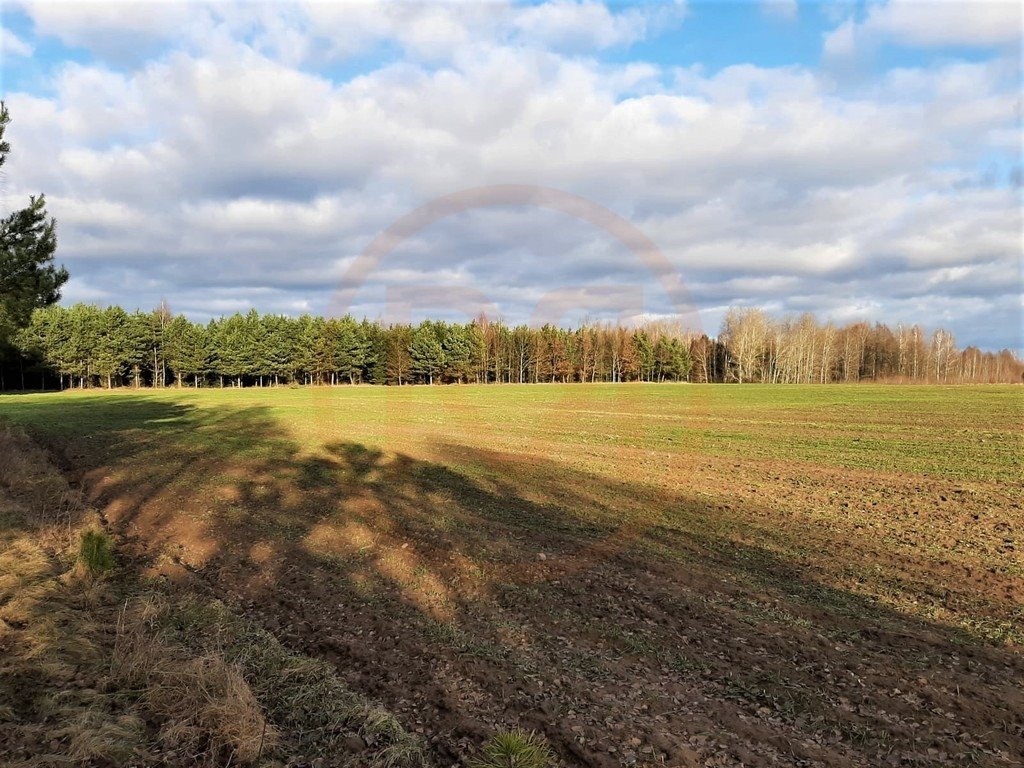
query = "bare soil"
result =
(5, 386, 1022, 767)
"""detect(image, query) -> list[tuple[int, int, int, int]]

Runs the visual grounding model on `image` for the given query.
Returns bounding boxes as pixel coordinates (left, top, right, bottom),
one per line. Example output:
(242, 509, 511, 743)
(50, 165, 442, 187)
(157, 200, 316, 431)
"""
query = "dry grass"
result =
(152, 594, 424, 766)
(0, 511, 136, 766)
(0, 422, 82, 537)
(111, 603, 275, 765)
(0, 423, 146, 766)
(0, 420, 424, 767)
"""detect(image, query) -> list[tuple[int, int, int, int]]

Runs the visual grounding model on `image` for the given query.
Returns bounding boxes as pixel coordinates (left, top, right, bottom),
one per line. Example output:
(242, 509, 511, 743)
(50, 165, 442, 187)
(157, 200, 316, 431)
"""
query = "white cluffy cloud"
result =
(4, 1, 1022, 350)
(2, 27, 34, 57)
(825, 0, 1022, 58)
(15, 0, 686, 62)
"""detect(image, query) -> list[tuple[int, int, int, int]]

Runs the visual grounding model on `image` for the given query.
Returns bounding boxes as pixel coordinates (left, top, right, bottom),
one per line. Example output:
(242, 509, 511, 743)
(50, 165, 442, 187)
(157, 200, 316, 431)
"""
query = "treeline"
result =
(2, 303, 1020, 390)
(7, 303, 691, 389)
(707, 308, 1022, 385)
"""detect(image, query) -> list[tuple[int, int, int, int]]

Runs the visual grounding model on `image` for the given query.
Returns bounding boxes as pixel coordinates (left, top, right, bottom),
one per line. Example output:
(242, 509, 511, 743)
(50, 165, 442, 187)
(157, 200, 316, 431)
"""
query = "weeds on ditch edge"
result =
(0, 420, 425, 767)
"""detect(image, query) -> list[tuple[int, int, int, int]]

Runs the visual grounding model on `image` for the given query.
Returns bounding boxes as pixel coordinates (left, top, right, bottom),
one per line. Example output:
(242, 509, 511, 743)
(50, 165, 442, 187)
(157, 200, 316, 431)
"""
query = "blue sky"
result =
(1, 1, 1021, 350)
(4, 3, 1005, 89)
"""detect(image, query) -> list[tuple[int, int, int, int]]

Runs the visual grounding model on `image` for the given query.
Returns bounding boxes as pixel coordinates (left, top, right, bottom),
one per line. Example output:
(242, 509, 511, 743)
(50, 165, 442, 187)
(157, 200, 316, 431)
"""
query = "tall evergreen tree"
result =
(214, 313, 251, 386)
(409, 321, 444, 384)
(124, 311, 156, 387)
(332, 315, 366, 384)
(166, 315, 210, 386)
(0, 103, 68, 369)
(655, 336, 691, 381)
(632, 329, 654, 382)
(243, 309, 268, 384)
(384, 324, 413, 385)
(262, 314, 295, 385)
(93, 306, 133, 388)
(360, 319, 386, 384)
(290, 315, 317, 384)
(441, 323, 473, 383)
(305, 316, 333, 384)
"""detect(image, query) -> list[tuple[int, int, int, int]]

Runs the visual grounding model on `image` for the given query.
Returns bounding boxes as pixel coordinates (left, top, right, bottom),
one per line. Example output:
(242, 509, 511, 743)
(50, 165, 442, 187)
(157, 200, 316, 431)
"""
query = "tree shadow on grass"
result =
(2, 392, 1022, 767)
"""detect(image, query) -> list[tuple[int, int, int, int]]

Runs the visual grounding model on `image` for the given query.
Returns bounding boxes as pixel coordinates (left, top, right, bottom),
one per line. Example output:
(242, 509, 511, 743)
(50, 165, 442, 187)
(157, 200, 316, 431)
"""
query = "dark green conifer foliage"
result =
(12, 304, 1018, 387)
(409, 321, 445, 384)
(0, 102, 68, 359)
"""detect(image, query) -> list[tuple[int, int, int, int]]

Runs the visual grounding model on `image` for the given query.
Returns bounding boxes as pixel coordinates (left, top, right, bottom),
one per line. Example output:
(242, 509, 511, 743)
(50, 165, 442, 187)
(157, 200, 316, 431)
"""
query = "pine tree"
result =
(65, 304, 102, 387)
(655, 336, 691, 381)
(441, 323, 473, 383)
(409, 321, 444, 384)
(122, 311, 156, 387)
(215, 313, 250, 386)
(332, 315, 366, 384)
(306, 316, 333, 384)
(360, 319, 386, 384)
(243, 309, 267, 385)
(205, 318, 224, 386)
(262, 314, 295, 385)
(0, 103, 68, 352)
(165, 315, 210, 386)
(14, 306, 58, 389)
(384, 324, 413, 385)
(632, 329, 654, 382)
(290, 315, 316, 384)
(93, 306, 133, 388)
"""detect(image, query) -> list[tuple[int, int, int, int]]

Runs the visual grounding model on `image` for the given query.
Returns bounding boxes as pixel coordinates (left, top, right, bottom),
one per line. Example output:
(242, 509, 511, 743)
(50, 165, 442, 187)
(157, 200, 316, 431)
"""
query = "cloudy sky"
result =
(1, 1, 1021, 349)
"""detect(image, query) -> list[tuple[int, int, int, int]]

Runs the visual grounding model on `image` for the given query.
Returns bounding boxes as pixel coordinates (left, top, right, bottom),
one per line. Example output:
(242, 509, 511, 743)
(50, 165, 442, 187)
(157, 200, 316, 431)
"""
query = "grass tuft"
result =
(469, 729, 555, 768)
(125, 593, 424, 766)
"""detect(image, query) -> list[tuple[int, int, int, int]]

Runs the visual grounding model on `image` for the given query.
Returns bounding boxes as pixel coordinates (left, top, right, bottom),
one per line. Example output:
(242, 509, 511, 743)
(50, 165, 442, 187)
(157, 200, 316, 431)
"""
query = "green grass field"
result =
(1, 384, 1020, 624)
(1, 383, 1022, 767)
(3, 383, 1020, 476)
